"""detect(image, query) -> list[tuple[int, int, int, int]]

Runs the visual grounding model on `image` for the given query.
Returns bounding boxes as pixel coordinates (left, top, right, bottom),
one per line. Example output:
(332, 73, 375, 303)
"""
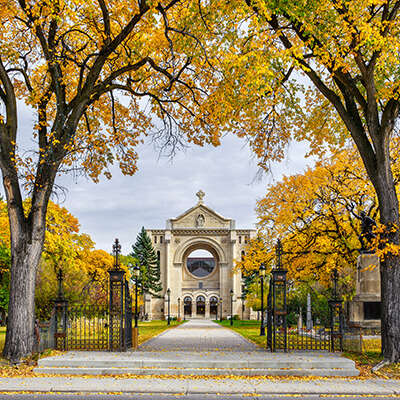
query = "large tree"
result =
(130, 227, 162, 297)
(257, 146, 377, 285)
(0, 0, 217, 362)
(202, 0, 400, 364)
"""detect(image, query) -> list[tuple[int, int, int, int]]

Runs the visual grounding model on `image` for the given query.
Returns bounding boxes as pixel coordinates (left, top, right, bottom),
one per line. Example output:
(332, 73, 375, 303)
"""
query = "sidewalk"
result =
(1, 319, 397, 395)
(1, 376, 400, 395)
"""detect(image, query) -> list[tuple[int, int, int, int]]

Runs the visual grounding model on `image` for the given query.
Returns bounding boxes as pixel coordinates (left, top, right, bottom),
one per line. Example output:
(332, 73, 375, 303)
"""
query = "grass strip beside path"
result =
(137, 319, 184, 346)
(217, 319, 400, 379)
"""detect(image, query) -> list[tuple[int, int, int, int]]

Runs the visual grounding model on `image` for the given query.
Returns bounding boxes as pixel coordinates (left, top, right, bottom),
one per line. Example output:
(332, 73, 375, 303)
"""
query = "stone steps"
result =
(34, 352, 359, 377)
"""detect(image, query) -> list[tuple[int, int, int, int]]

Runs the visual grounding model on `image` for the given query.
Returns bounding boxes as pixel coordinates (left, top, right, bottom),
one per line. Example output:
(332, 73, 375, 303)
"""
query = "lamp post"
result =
(260, 263, 266, 336)
(178, 297, 181, 321)
(167, 288, 171, 325)
(329, 268, 343, 351)
(230, 289, 234, 326)
(271, 238, 288, 352)
(241, 296, 244, 326)
(133, 263, 140, 329)
(53, 265, 67, 350)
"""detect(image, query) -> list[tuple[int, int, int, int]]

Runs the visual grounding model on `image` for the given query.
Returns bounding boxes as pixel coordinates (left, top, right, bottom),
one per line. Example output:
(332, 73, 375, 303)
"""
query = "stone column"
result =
(205, 300, 210, 318)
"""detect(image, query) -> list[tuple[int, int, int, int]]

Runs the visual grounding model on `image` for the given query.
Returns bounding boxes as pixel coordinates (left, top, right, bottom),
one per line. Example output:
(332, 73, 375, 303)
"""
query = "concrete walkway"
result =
(34, 319, 359, 377)
(1, 376, 400, 395)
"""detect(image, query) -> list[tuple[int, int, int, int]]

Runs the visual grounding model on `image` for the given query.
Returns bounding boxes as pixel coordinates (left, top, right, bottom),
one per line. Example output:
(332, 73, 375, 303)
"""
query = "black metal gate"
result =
(267, 240, 344, 352)
(53, 239, 133, 351)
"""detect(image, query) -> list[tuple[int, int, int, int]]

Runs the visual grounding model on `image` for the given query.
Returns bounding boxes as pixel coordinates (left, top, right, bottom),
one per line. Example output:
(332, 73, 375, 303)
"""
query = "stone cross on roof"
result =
(196, 190, 205, 203)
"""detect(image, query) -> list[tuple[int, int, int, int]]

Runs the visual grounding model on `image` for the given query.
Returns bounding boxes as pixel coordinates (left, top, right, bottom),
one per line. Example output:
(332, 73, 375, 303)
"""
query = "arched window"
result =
(186, 250, 215, 278)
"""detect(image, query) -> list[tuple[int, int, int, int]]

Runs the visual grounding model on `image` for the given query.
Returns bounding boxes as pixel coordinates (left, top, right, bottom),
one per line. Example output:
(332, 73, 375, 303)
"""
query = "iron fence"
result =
(272, 322, 331, 351)
(288, 324, 331, 350)
(342, 322, 363, 354)
(36, 319, 55, 353)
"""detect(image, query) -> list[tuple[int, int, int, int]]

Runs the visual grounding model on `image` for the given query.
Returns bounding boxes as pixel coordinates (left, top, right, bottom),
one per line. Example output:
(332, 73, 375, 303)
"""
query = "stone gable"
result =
(169, 203, 232, 229)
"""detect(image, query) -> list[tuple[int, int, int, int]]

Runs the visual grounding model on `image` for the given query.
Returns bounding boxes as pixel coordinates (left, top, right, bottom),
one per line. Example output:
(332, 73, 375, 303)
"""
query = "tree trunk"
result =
(373, 163, 400, 363)
(2, 223, 44, 363)
(381, 254, 400, 362)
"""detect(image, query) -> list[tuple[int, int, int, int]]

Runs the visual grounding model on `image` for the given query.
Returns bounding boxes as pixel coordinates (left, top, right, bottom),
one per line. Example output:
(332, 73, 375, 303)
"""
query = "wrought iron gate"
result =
(53, 239, 133, 351)
(266, 240, 344, 352)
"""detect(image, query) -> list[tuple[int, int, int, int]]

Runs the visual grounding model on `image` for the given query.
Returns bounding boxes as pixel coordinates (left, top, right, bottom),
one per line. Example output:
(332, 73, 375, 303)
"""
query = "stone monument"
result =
(306, 293, 313, 331)
(348, 211, 381, 328)
(349, 253, 381, 328)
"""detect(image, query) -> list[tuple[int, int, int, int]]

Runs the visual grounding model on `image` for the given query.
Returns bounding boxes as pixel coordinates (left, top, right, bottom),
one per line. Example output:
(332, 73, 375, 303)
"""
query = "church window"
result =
(238, 236, 241, 244)
(157, 251, 161, 263)
(244, 236, 248, 244)
(154, 236, 157, 244)
(364, 302, 381, 320)
(186, 249, 215, 278)
(160, 236, 163, 244)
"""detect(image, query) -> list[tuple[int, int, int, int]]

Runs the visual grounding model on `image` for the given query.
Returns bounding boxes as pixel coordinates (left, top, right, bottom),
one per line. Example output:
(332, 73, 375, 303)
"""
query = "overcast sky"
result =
(58, 135, 313, 254)
(1, 103, 314, 255)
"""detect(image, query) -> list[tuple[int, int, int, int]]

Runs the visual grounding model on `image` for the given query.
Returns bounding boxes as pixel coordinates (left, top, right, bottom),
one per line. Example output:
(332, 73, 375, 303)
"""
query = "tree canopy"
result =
(207, 0, 400, 364)
(2, 0, 400, 364)
(0, 0, 219, 362)
(0, 198, 114, 318)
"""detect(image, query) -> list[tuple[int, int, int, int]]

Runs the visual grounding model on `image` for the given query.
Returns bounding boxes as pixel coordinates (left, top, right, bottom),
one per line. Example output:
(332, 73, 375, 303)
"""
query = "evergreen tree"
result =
(241, 270, 258, 300)
(130, 227, 162, 297)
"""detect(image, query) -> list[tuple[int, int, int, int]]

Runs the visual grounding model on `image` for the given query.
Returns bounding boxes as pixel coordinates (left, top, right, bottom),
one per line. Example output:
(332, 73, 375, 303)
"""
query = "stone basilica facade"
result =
(144, 191, 257, 320)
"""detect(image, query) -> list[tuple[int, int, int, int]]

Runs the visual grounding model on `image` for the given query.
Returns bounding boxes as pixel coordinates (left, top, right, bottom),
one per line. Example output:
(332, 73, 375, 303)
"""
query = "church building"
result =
(144, 191, 257, 320)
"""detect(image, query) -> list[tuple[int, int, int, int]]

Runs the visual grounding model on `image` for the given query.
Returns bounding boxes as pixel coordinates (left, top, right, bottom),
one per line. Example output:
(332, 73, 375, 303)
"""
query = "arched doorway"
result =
(210, 296, 218, 318)
(196, 295, 206, 316)
(184, 296, 192, 318)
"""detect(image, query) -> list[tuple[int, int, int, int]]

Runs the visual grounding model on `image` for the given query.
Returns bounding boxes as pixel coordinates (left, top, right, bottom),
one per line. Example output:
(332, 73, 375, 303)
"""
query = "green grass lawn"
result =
(216, 319, 271, 348)
(137, 319, 184, 345)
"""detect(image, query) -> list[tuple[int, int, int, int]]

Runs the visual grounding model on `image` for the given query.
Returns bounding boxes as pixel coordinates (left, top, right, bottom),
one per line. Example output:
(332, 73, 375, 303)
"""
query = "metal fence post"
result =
(329, 268, 343, 351)
(53, 267, 68, 350)
(109, 238, 125, 351)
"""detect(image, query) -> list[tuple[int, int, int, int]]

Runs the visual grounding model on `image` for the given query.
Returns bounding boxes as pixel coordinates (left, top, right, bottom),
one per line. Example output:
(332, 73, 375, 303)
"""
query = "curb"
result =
(0, 377, 400, 395)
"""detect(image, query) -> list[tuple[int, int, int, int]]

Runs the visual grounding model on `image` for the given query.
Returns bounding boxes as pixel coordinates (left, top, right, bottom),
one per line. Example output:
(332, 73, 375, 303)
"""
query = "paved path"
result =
(138, 319, 260, 352)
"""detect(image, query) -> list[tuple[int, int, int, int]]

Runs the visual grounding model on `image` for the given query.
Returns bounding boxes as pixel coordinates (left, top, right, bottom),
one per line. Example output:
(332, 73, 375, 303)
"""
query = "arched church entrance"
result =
(145, 191, 256, 321)
(196, 295, 206, 316)
(210, 296, 218, 318)
(184, 296, 192, 318)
